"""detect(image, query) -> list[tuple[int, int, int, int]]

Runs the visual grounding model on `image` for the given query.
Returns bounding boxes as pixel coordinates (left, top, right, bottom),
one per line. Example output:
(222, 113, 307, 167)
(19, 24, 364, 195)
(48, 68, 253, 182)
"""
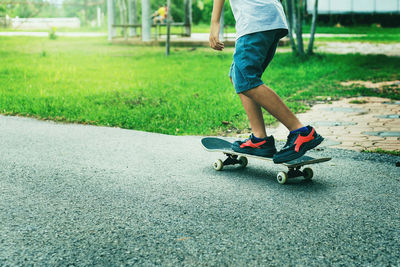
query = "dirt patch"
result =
(340, 80, 400, 89)
(317, 42, 400, 57)
(340, 80, 400, 97)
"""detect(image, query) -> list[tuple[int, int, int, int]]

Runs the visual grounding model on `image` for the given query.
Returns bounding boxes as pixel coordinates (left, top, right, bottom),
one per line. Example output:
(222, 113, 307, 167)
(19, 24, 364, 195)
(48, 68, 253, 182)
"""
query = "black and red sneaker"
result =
(232, 134, 277, 157)
(273, 126, 324, 163)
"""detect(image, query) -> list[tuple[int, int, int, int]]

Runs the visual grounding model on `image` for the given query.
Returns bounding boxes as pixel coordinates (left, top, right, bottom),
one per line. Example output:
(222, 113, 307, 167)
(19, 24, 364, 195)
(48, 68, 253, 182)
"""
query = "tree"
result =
(283, 0, 319, 57)
(0, 0, 47, 18)
(63, 0, 105, 25)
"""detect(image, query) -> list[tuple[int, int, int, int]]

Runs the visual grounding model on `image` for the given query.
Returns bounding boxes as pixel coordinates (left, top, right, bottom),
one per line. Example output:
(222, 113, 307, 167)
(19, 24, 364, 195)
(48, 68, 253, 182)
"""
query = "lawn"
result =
(0, 36, 399, 135)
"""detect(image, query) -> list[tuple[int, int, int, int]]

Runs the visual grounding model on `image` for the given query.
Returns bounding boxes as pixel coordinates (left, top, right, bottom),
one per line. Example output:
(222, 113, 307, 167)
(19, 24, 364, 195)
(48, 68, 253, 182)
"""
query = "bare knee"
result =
(241, 88, 255, 99)
(242, 84, 267, 99)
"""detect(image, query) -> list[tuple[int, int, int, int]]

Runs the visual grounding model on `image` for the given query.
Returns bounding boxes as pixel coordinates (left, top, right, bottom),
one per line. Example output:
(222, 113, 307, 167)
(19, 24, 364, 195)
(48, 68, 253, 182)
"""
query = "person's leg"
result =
(239, 83, 323, 163)
(230, 30, 323, 161)
(229, 77, 276, 157)
(241, 84, 303, 132)
(238, 93, 267, 138)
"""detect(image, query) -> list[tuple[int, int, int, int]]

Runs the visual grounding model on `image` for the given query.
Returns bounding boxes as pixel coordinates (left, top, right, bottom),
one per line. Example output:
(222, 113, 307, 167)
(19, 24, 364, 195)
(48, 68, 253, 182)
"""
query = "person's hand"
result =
(209, 22, 224, 51)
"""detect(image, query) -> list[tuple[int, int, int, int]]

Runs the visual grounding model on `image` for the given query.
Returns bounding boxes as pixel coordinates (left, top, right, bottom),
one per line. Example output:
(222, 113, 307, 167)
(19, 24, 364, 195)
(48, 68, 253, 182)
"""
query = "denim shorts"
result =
(229, 29, 287, 94)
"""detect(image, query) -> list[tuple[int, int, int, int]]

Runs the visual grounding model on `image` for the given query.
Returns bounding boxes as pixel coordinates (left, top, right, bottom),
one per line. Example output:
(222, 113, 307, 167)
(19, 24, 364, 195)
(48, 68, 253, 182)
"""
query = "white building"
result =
(10, 18, 80, 29)
(307, 0, 400, 14)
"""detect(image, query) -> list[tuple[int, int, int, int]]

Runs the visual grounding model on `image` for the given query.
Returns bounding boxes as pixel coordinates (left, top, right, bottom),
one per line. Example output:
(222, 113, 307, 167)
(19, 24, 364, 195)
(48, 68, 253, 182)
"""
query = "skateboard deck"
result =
(201, 137, 331, 184)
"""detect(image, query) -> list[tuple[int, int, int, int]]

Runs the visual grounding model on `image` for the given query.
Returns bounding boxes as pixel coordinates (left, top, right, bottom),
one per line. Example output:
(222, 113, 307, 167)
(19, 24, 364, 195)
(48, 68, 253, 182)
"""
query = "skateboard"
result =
(201, 137, 331, 184)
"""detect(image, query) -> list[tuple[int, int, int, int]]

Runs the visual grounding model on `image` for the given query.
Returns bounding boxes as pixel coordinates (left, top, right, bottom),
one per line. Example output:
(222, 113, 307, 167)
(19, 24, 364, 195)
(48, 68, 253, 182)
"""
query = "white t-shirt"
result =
(229, 0, 288, 39)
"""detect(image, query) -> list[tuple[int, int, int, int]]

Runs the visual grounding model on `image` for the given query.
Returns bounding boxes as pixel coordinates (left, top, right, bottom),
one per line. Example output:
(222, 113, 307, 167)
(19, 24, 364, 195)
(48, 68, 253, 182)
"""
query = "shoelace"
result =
(283, 133, 297, 148)
(241, 135, 252, 144)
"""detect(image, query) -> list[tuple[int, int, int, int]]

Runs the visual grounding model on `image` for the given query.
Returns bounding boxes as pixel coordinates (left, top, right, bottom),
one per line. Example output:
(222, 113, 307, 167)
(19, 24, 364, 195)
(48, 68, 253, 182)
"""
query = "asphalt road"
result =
(0, 115, 399, 266)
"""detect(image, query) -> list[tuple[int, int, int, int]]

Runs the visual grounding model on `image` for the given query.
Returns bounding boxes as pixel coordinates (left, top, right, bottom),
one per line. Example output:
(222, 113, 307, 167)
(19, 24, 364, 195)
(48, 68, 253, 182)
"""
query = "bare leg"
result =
(241, 84, 303, 132)
(238, 94, 267, 138)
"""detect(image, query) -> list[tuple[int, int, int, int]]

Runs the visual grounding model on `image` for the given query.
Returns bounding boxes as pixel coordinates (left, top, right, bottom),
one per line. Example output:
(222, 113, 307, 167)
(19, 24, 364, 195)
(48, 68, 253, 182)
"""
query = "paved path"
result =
(266, 96, 400, 152)
(0, 115, 399, 266)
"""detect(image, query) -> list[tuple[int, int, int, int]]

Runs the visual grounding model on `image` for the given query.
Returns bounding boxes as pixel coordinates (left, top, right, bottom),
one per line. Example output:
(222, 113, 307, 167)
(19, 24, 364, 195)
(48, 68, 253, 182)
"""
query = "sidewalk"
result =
(267, 96, 400, 152)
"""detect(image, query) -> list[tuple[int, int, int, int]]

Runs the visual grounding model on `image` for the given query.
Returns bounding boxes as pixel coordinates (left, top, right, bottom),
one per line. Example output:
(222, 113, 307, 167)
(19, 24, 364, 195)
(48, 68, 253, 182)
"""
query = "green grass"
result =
(0, 36, 399, 135)
(362, 148, 400, 157)
(303, 25, 400, 35)
(349, 99, 369, 104)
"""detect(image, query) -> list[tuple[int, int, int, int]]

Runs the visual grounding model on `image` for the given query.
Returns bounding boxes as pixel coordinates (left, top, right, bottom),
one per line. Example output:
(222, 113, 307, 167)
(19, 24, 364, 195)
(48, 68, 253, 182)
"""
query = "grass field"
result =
(0, 36, 399, 135)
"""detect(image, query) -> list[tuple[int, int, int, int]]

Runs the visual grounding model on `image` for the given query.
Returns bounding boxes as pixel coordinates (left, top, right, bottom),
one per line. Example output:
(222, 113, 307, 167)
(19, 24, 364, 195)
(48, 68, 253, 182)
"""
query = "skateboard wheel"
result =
(238, 156, 248, 168)
(277, 171, 288, 184)
(213, 159, 223, 171)
(303, 167, 314, 180)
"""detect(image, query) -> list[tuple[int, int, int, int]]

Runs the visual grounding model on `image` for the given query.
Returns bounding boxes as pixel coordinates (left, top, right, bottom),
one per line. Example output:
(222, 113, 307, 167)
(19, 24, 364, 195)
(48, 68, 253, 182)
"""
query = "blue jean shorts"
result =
(229, 29, 287, 94)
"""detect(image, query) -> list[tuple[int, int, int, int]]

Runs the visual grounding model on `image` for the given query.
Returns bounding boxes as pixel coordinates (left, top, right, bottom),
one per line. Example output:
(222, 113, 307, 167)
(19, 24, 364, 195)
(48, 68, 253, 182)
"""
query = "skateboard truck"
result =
(278, 166, 314, 184)
(287, 167, 304, 178)
(218, 153, 313, 184)
(222, 153, 244, 166)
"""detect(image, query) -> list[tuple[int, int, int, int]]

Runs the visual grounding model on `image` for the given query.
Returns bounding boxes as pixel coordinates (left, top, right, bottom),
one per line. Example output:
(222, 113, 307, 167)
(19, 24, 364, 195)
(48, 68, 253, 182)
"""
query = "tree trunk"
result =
(283, 0, 297, 53)
(184, 0, 192, 36)
(128, 0, 137, 36)
(141, 0, 151, 41)
(121, 0, 128, 39)
(107, 0, 115, 41)
(307, 0, 318, 55)
(166, 0, 171, 56)
(84, 0, 88, 26)
(295, 0, 305, 56)
(284, 0, 318, 57)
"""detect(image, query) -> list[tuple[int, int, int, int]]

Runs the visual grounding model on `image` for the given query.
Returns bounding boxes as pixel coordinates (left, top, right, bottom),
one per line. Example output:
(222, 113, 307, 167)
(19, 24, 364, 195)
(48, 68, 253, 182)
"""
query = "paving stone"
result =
(367, 122, 385, 127)
(341, 135, 368, 140)
(386, 128, 400, 132)
(322, 107, 367, 113)
(375, 145, 400, 151)
(376, 115, 400, 119)
(322, 136, 340, 140)
(383, 101, 400, 105)
(384, 137, 400, 141)
(365, 136, 385, 141)
(382, 120, 396, 126)
(370, 127, 391, 132)
(354, 141, 375, 147)
(259, 96, 399, 152)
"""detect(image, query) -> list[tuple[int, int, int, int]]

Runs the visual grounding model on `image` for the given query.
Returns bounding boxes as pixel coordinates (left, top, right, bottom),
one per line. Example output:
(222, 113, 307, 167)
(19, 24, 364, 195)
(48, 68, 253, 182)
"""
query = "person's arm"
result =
(209, 0, 225, 51)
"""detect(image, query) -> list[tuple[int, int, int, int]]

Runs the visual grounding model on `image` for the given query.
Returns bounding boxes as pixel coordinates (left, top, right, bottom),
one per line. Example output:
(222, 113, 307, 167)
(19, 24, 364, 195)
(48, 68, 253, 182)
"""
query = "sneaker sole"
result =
(232, 146, 276, 158)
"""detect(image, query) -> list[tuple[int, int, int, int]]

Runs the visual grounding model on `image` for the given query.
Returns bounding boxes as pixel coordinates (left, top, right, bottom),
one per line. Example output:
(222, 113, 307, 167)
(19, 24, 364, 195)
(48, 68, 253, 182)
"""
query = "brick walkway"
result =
(266, 97, 400, 152)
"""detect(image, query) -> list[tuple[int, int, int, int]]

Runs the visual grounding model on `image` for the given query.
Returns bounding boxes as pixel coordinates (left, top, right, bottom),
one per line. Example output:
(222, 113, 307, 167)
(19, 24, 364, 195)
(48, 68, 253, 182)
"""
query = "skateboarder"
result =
(209, 0, 324, 163)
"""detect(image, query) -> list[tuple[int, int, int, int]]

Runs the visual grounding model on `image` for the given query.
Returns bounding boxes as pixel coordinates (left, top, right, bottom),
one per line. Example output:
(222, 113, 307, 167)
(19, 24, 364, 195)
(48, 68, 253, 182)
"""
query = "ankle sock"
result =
(251, 134, 267, 142)
(290, 126, 309, 134)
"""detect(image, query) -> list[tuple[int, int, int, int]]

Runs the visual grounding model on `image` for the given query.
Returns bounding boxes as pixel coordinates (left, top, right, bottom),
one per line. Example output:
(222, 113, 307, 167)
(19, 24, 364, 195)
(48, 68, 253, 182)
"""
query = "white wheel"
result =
(238, 156, 248, 168)
(213, 159, 223, 171)
(303, 167, 314, 180)
(277, 171, 288, 184)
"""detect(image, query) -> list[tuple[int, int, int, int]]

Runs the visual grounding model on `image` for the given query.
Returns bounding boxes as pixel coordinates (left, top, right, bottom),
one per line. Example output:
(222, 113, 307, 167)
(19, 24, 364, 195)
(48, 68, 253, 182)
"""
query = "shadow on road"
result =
(202, 165, 331, 193)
